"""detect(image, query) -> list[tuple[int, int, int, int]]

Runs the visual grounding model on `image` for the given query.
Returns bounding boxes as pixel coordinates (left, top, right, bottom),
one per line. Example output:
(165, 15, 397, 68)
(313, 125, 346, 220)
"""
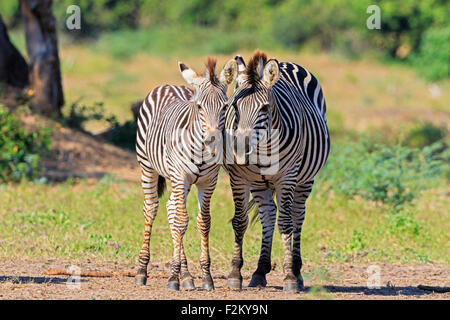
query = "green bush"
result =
(0, 105, 52, 182)
(413, 26, 450, 81)
(317, 139, 448, 208)
(403, 122, 447, 148)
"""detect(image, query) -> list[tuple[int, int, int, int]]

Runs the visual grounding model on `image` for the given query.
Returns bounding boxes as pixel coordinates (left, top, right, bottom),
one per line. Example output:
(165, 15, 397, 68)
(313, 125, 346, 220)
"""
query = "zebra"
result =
(134, 58, 238, 291)
(223, 51, 330, 292)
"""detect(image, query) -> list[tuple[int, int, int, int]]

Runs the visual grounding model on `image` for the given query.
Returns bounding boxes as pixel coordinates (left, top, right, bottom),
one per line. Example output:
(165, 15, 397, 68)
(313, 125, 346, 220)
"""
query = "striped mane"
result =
(204, 57, 218, 84)
(245, 51, 268, 86)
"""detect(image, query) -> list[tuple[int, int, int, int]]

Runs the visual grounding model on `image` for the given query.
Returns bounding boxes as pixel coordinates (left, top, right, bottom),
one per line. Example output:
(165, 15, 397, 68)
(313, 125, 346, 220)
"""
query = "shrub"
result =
(0, 105, 52, 182)
(413, 27, 450, 81)
(317, 139, 448, 208)
(403, 122, 447, 148)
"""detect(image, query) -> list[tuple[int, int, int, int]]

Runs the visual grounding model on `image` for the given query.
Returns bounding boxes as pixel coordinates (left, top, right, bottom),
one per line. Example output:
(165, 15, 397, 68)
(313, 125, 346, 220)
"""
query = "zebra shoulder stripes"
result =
(135, 58, 238, 291)
(223, 51, 330, 292)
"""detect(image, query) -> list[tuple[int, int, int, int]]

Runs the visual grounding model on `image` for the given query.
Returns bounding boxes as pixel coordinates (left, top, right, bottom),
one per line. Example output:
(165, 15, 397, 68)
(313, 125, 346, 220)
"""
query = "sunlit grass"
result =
(1, 171, 448, 269)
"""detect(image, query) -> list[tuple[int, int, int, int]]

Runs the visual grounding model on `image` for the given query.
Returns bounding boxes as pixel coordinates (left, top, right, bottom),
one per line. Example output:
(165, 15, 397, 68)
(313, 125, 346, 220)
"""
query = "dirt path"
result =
(0, 260, 448, 300)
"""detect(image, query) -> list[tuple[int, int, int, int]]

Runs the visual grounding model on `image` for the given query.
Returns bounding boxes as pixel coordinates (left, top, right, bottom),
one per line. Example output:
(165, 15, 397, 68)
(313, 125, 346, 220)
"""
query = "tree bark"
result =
(0, 14, 29, 88)
(19, 0, 64, 116)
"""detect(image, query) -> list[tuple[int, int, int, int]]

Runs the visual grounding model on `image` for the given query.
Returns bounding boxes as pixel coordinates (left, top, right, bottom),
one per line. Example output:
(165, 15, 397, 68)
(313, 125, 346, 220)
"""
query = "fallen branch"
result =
(417, 285, 450, 293)
(45, 269, 136, 278)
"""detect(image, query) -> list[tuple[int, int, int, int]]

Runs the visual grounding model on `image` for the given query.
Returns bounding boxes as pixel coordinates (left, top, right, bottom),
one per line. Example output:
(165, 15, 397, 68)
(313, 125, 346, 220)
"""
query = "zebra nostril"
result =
(234, 132, 252, 162)
(205, 135, 216, 146)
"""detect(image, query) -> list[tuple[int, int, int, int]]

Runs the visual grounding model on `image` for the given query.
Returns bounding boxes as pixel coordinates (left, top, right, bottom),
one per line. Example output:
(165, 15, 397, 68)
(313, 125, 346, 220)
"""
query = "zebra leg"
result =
(135, 167, 159, 286)
(166, 180, 194, 291)
(227, 178, 250, 290)
(248, 187, 277, 288)
(291, 181, 314, 291)
(196, 183, 217, 291)
(276, 180, 298, 292)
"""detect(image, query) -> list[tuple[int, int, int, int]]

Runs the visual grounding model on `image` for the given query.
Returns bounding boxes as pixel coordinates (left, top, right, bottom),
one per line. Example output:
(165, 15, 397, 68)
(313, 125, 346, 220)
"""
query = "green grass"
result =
(1, 168, 448, 268)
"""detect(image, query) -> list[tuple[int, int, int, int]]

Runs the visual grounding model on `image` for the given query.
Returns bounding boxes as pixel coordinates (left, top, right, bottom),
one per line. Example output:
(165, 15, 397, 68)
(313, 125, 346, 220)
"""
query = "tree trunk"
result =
(19, 0, 64, 116)
(0, 14, 29, 88)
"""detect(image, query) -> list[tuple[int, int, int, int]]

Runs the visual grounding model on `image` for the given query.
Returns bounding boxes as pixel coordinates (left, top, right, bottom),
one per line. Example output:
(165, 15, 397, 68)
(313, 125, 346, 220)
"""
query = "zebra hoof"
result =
(202, 282, 215, 291)
(227, 278, 242, 291)
(283, 281, 300, 293)
(134, 275, 147, 286)
(248, 274, 267, 288)
(167, 281, 180, 291)
(181, 278, 195, 291)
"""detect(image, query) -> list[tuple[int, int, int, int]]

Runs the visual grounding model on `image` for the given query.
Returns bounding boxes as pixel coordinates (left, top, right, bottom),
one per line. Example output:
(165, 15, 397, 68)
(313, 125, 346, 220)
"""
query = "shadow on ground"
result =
(0, 275, 85, 284)
(305, 285, 450, 296)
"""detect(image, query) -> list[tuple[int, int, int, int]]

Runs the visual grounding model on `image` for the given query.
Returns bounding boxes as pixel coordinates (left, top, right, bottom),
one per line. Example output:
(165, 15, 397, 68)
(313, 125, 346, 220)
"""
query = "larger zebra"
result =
(223, 51, 330, 292)
(135, 58, 238, 290)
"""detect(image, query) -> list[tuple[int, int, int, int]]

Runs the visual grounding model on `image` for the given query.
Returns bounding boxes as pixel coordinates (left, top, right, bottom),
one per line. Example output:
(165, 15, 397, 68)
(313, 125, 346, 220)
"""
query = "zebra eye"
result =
(197, 104, 202, 110)
(260, 104, 269, 113)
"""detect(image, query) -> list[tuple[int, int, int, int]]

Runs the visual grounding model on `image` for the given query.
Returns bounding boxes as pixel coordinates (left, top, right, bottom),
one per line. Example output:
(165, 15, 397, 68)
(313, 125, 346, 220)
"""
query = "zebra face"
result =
(228, 54, 280, 165)
(179, 58, 238, 160)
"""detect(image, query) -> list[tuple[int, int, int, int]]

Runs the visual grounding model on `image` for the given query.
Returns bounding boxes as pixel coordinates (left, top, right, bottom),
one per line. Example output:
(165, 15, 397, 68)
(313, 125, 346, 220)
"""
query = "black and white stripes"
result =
(134, 58, 238, 291)
(223, 51, 330, 292)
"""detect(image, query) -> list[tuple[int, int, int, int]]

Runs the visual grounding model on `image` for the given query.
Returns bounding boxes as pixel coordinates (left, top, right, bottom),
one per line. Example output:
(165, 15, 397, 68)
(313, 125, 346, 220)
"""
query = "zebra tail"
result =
(157, 175, 167, 198)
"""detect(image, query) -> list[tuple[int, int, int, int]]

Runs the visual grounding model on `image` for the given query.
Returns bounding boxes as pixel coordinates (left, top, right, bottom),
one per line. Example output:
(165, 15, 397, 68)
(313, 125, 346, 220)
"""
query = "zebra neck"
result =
(191, 107, 206, 145)
(270, 100, 284, 138)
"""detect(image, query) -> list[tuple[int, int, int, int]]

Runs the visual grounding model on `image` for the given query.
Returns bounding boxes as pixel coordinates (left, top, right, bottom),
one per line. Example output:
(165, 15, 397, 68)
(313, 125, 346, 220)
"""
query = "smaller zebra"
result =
(135, 58, 238, 290)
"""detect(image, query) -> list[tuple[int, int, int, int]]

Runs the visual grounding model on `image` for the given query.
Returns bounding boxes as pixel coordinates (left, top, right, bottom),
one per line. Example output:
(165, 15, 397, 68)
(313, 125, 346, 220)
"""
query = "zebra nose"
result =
(234, 130, 252, 164)
(205, 129, 221, 157)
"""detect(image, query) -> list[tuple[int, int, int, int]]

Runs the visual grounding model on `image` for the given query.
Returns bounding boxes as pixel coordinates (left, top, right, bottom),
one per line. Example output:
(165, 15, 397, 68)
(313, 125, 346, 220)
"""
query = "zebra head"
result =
(227, 51, 280, 165)
(179, 58, 238, 159)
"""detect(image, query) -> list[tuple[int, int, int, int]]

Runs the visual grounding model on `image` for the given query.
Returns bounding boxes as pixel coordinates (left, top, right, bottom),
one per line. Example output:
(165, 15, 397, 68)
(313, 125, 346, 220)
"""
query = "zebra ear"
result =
(178, 61, 203, 86)
(234, 54, 246, 86)
(262, 59, 279, 87)
(219, 59, 238, 86)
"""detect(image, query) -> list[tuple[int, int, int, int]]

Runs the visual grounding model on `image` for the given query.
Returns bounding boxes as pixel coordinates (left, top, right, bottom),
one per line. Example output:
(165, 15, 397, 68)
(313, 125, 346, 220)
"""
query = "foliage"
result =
(2, 0, 449, 79)
(317, 139, 448, 208)
(359, 0, 449, 57)
(402, 122, 447, 148)
(0, 1, 20, 27)
(0, 105, 52, 182)
(412, 26, 450, 81)
(53, 0, 141, 34)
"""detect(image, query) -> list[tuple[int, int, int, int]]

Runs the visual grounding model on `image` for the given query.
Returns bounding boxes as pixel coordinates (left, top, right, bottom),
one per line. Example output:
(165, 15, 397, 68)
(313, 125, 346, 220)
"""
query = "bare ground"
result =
(0, 260, 448, 300)
(20, 113, 140, 182)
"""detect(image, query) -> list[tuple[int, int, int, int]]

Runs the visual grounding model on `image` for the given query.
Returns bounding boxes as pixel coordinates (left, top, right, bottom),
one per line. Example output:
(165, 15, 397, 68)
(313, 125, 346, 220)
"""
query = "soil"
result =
(20, 113, 140, 182)
(0, 260, 448, 300)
